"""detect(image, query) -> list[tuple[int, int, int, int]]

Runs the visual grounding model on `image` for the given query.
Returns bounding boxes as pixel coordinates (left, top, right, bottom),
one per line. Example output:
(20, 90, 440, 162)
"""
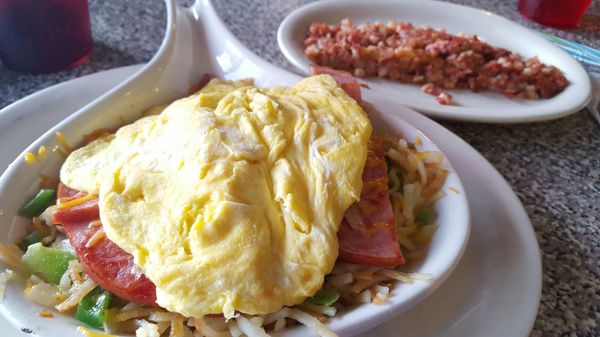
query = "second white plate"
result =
(277, 0, 591, 123)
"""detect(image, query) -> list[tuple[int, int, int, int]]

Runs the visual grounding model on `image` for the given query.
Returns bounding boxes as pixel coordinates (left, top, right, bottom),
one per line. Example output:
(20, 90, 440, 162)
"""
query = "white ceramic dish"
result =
(277, 0, 592, 123)
(0, 65, 541, 337)
(0, 1, 470, 336)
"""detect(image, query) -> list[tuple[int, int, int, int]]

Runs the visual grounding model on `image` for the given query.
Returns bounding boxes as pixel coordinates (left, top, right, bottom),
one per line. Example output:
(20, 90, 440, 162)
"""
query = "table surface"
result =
(1, 1, 598, 336)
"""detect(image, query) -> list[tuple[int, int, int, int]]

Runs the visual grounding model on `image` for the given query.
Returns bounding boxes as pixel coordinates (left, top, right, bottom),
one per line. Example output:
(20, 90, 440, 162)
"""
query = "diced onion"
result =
(135, 320, 160, 337)
(24, 281, 63, 307)
(355, 290, 371, 303)
(373, 285, 390, 304)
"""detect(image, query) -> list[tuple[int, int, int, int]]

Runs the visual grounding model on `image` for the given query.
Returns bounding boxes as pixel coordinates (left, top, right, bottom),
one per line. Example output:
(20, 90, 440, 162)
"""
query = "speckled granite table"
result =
(1, 1, 598, 336)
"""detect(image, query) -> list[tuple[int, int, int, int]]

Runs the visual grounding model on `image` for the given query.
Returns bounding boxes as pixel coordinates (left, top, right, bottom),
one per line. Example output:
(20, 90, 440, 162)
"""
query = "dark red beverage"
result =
(518, 0, 592, 29)
(0, 0, 93, 74)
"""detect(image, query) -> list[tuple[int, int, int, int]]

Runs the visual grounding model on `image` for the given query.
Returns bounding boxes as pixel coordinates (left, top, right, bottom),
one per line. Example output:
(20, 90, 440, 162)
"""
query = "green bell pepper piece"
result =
(415, 208, 435, 226)
(385, 158, 404, 191)
(304, 285, 340, 306)
(76, 287, 112, 330)
(22, 243, 76, 284)
(17, 231, 43, 251)
(18, 189, 55, 218)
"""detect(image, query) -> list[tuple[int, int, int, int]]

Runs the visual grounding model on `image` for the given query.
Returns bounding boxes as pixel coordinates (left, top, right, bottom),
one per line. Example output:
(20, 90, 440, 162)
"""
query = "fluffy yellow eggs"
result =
(60, 75, 372, 318)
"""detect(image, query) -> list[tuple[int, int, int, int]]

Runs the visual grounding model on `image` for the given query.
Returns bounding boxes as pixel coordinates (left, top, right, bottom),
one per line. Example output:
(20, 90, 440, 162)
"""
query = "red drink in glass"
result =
(518, 0, 592, 29)
(0, 0, 93, 74)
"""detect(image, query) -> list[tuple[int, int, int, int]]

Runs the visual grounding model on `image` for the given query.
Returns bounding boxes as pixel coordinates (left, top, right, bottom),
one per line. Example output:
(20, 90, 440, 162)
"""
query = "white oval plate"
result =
(277, 0, 592, 123)
(0, 65, 540, 337)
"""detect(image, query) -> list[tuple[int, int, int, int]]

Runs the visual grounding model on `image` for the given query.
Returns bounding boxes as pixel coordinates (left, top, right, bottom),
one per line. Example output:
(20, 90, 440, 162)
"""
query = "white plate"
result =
(0, 65, 541, 337)
(277, 0, 591, 123)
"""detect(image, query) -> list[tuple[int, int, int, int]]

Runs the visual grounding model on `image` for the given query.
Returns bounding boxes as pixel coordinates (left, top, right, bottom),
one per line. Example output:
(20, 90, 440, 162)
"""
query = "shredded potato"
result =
(116, 308, 156, 322)
(191, 317, 230, 337)
(168, 316, 185, 337)
(67, 260, 84, 285)
(55, 276, 96, 313)
(227, 320, 243, 337)
(287, 309, 338, 337)
(235, 316, 269, 337)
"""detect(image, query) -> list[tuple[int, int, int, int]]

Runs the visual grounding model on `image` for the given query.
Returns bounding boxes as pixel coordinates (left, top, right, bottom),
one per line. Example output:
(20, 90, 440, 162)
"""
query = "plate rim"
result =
(277, 0, 592, 123)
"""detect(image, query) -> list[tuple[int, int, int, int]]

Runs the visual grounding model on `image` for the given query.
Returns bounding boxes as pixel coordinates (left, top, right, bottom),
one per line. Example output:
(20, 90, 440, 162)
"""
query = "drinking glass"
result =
(518, 0, 592, 29)
(0, 0, 93, 74)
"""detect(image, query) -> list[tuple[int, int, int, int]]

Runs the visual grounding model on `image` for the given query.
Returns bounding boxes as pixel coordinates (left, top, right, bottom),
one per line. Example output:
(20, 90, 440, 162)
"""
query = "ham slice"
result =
(310, 65, 363, 103)
(314, 67, 405, 267)
(338, 137, 405, 267)
(53, 183, 157, 305)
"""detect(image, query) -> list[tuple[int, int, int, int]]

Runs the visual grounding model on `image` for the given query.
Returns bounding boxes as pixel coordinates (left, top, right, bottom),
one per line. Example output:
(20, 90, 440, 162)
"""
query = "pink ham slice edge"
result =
(310, 65, 405, 267)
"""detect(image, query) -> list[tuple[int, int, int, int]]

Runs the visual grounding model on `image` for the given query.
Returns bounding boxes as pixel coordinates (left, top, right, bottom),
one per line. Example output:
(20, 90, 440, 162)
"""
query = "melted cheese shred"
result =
(60, 75, 372, 318)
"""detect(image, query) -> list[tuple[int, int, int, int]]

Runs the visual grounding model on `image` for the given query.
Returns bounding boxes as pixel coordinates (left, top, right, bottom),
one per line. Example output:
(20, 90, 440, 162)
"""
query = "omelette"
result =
(60, 75, 372, 318)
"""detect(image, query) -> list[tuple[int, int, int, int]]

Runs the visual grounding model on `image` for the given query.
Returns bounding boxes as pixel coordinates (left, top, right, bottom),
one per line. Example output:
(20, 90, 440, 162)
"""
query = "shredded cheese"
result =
(85, 229, 106, 248)
(55, 131, 72, 153)
(38, 146, 47, 159)
(38, 174, 55, 189)
(24, 152, 36, 164)
(57, 194, 95, 209)
(77, 326, 117, 337)
(39, 310, 54, 318)
(88, 220, 102, 228)
(135, 320, 160, 337)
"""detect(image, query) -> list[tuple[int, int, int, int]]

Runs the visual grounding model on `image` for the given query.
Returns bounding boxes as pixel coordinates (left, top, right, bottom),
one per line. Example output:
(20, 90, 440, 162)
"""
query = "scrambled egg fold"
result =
(60, 75, 372, 318)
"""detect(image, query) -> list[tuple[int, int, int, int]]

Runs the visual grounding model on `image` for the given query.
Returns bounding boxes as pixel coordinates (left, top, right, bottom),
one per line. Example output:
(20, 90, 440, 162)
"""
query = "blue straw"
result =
(538, 32, 600, 67)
